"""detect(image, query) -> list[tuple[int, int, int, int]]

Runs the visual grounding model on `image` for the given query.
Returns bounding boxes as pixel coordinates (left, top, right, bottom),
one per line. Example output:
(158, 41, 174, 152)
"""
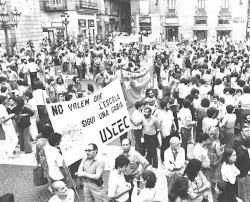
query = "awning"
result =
(217, 25, 232, 30)
(193, 25, 208, 30)
(162, 22, 179, 27)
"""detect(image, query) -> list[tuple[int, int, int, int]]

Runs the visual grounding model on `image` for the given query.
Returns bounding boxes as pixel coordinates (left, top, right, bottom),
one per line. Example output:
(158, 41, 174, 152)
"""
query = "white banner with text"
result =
(46, 80, 131, 166)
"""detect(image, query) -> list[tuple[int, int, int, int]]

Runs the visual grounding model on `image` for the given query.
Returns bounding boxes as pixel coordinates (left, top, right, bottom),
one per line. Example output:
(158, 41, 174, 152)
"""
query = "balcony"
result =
(195, 7, 207, 17)
(76, 0, 98, 10)
(44, 0, 67, 12)
(219, 7, 231, 16)
(166, 9, 177, 18)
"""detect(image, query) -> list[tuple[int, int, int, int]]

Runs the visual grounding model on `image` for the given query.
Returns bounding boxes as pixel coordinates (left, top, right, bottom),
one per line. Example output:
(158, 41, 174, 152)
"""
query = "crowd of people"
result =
(0, 34, 250, 202)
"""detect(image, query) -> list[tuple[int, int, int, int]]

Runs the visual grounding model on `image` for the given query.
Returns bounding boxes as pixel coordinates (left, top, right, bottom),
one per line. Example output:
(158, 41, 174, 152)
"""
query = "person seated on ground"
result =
(48, 181, 74, 202)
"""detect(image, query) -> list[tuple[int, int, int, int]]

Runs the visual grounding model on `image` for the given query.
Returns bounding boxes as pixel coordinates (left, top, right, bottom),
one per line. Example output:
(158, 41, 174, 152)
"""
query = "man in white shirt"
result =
(158, 99, 174, 163)
(0, 95, 18, 158)
(27, 58, 39, 89)
(164, 137, 185, 189)
(44, 133, 67, 182)
(178, 99, 196, 158)
(131, 101, 145, 155)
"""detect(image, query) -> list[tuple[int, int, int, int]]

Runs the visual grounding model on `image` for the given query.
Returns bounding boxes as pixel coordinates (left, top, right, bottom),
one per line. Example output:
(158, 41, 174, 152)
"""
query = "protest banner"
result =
(121, 59, 154, 107)
(46, 80, 131, 166)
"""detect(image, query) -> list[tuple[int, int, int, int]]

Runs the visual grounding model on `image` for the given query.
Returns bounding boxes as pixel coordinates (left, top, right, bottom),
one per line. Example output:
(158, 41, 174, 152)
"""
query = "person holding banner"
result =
(76, 143, 106, 202)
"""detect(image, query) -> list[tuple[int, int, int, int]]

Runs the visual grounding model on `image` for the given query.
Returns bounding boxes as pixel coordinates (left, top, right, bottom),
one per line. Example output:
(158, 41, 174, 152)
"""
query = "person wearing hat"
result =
(0, 95, 18, 158)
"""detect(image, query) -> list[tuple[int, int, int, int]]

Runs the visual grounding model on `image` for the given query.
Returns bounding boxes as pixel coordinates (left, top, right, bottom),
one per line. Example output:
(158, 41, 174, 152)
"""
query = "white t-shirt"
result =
(48, 189, 74, 202)
(193, 143, 210, 168)
(33, 89, 49, 106)
(27, 62, 39, 73)
(131, 109, 143, 130)
(44, 144, 64, 181)
(158, 110, 174, 137)
(108, 169, 129, 202)
(221, 162, 240, 184)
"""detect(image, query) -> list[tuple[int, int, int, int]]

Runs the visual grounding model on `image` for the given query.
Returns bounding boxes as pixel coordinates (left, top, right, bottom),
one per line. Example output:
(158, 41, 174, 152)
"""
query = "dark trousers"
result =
(133, 129, 144, 155)
(76, 64, 86, 79)
(124, 174, 134, 202)
(180, 127, 192, 159)
(155, 69, 161, 84)
(160, 136, 171, 162)
(18, 127, 32, 153)
(144, 134, 158, 168)
(30, 72, 37, 90)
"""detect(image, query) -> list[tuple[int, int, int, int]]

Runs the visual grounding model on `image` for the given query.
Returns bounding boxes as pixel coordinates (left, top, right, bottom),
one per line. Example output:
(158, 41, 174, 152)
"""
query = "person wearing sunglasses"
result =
(76, 143, 106, 202)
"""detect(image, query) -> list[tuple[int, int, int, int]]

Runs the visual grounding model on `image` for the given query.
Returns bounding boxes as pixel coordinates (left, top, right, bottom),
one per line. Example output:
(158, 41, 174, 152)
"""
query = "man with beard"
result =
(131, 107, 160, 169)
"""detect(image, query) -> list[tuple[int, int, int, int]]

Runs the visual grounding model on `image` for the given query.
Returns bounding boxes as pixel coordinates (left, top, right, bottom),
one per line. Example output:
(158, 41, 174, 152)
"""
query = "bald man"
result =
(49, 181, 74, 202)
(164, 137, 185, 190)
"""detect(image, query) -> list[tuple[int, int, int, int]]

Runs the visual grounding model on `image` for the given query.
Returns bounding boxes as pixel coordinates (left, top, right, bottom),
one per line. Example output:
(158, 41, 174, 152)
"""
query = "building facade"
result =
(131, 0, 248, 42)
(40, 0, 131, 44)
(0, 0, 43, 51)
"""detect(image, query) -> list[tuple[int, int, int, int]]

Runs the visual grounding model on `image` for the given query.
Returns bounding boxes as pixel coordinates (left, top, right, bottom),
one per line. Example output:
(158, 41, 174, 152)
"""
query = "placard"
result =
(46, 80, 131, 165)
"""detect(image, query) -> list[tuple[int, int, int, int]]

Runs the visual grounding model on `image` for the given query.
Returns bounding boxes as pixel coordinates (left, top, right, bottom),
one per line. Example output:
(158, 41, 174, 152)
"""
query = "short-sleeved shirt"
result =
(78, 157, 105, 184)
(108, 169, 129, 202)
(131, 109, 143, 130)
(178, 108, 192, 129)
(122, 149, 148, 176)
(158, 110, 174, 137)
(44, 144, 64, 181)
(193, 143, 210, 168)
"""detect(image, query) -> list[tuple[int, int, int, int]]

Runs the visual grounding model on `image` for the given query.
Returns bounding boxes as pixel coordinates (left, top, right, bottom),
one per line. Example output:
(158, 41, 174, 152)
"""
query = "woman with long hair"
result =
(183, 159, 212, 202)
(134, 170, 164, 202)
(220, 148, 240, 202)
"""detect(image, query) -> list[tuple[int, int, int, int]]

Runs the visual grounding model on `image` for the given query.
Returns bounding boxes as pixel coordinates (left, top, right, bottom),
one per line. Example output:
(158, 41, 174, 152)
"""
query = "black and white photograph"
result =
(0, 0, 250, 201)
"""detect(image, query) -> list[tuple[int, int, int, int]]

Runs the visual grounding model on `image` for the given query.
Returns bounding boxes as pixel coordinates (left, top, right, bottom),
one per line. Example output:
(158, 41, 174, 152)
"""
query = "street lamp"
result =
(0, 0, 21, 56)
(61, 12, 69, 41)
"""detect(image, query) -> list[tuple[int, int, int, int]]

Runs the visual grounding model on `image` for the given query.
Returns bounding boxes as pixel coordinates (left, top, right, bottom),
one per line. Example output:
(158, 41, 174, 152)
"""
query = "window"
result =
(198, 0, 205, 11)
(195, 19, 206, 24)
(51, 0, 62, 5)
(167, 0, 176, 13)
(218, 19, 230, 24)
